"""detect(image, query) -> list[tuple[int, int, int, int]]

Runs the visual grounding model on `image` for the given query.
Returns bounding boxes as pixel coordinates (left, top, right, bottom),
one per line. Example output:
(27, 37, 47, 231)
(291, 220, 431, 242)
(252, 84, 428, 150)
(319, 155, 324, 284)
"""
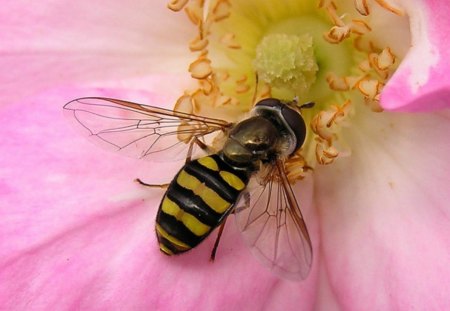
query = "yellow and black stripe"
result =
(155, 154, 250, 255)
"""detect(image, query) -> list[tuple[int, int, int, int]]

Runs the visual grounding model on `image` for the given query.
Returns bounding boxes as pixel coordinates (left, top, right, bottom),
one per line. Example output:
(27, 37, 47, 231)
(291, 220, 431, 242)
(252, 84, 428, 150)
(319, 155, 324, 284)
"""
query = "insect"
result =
(63, 97, 313, 280)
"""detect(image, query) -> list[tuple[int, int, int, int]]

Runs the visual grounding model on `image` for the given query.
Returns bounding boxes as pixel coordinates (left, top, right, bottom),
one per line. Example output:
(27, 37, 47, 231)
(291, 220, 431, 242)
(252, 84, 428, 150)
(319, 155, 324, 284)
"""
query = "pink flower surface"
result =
(381, 0, 450, 112)
(0, 1, 193, 106)
(1, 1, 450, 310)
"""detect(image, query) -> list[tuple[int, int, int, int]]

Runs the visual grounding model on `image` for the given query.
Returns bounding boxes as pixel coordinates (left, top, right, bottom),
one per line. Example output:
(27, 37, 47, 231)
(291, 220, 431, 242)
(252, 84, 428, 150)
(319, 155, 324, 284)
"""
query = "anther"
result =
(221, 33, 241, 49)
(354, 0, 370, 16)
(374, 0, 405, 16)
(167, 0, 189, 12)
(211, 0, 231, 22)
(184, 0, 204, 25)
(189, 57, 212, 79)
(189, 36, 209, 51)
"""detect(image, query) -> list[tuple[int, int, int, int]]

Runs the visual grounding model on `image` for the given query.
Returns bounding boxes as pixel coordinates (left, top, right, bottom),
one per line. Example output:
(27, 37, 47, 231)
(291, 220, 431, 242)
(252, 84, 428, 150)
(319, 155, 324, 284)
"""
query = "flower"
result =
(381, 1, 450, 111)
(1, 0, 450, 310)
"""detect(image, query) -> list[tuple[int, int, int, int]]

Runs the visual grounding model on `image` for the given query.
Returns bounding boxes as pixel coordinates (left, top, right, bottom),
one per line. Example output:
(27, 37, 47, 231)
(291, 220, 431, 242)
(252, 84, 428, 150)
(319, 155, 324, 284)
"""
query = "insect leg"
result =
(210, 217, 229, 262)
(209, 191, 250, 261)
(209, 192, 249, 260)
(135, 178, 169, 189)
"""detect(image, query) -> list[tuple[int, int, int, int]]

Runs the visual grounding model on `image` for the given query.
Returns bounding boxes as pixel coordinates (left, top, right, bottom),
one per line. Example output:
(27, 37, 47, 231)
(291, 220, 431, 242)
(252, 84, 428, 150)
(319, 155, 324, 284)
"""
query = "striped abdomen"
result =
(156, 154, 250, 255)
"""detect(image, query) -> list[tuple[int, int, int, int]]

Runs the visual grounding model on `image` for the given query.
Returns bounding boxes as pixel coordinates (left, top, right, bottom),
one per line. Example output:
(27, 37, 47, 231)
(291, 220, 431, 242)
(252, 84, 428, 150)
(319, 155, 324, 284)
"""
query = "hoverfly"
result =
(63, 97, 313, 281)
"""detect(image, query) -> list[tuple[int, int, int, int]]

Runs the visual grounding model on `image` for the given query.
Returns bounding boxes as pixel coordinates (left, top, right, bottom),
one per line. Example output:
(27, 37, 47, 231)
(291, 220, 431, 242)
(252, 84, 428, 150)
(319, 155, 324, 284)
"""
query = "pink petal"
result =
(0, 1, 194, 106)
(0, 88, 321, 309)
(381, 1, 450, 112)
(315, 107, 450, 309)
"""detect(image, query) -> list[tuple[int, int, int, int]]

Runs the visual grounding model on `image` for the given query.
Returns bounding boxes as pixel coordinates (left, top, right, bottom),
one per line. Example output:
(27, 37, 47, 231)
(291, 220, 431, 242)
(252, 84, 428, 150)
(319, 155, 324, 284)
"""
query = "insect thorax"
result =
(221, 99, 305, 170)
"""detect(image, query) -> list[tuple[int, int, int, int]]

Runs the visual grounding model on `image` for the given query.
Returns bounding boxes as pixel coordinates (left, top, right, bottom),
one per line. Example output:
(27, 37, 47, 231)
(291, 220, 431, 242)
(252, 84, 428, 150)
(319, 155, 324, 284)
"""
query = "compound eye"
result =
(255, 98, 282, 109)
(281, 106, 307, 151)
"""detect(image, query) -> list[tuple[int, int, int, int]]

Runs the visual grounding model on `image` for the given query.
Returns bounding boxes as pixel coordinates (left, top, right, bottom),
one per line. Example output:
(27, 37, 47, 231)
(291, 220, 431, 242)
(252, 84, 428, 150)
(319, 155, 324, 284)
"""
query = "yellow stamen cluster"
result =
(311, 100, 351, 165)
(321, 0, 400, 112)
(168, 0, 407, 180)
(320, 0, 372, 44)
(308, 0, 402, 166)
(285, 153, 311, 181)
(169, 0, 258, 115)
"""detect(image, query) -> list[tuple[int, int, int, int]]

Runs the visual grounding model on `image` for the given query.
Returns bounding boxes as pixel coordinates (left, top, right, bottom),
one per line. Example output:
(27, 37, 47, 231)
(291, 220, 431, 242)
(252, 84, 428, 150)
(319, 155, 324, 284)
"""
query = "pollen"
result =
(253, 33, 318, 98)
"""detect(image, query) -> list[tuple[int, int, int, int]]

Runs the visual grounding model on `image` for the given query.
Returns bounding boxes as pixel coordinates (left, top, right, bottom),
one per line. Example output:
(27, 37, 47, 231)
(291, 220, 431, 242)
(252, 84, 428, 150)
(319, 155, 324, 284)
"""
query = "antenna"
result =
(251, 72, 259, 106)
(300, 102, 315, 110)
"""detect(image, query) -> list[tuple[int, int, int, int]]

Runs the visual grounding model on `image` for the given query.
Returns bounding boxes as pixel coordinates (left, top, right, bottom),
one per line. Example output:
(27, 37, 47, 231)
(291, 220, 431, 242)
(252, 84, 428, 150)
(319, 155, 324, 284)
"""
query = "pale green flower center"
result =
(168, 0, 411, 180)
(253, 33, 318, 98)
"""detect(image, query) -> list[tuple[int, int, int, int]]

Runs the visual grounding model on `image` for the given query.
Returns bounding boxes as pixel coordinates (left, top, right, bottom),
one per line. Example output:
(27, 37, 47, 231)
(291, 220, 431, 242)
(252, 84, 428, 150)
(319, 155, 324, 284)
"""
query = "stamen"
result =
(285, 153, 311, 182)
(171, 0, 246, 115)
(311, 100, 351, 165)
(235, 75, 250, 94)
(167, 0, 189, 12)
(321, 0, 401, 116)
(323, 18, 372, 43)
(353, 0, 405, 16)
(357, 79, 384, 111)
(364, 97, 383, 112)
(236, 75, 247, 84)
(315, 143, 339, 165)
(211, 0, 231, 22)
(350, 19, 371, 35)
(374, 0, 405, 16)
(353, 36, 376, 53)
(327, 72, 366, 91)
(358, 59, 372, 72)
(214, 70, 230, 83)
(318, 0, 334, 9)
(189, 35, 209, 51)
(168, 0, 408, 177)
(322, 1, 372, 44)
(358, 79, 382, 98)
(184, 0, 204, 26)
(321, 1, 344, 26)
(324, 25, 351, 44)
(215, 95, 232, 106)
(189, 57, 212, 79)
(174, 93, 193, 114)
(370, 47, 396, 72)
(199, 78, 214, 95)
(354, 0, 370, 16)
(221, 33, 241, 49)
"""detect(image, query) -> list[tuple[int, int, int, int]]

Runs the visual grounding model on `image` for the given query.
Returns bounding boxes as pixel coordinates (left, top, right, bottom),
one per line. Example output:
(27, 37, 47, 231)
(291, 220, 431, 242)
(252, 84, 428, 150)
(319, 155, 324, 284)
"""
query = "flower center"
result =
(167, 0, 411, 181)
(253, 33, 318, 99)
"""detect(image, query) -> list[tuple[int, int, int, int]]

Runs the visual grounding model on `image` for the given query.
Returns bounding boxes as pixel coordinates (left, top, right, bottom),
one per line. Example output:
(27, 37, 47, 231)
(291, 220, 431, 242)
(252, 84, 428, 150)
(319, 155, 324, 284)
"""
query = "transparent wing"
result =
(235, 160, 313, 281)
(63, 97, 233, 161)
